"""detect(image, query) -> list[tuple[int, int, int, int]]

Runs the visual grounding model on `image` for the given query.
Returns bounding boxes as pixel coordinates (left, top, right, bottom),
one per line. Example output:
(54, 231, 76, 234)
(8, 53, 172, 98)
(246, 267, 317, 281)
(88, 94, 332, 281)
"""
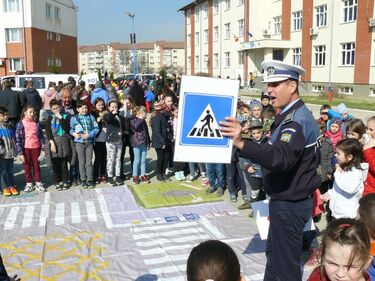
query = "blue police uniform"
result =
(239, 61, 321, 281)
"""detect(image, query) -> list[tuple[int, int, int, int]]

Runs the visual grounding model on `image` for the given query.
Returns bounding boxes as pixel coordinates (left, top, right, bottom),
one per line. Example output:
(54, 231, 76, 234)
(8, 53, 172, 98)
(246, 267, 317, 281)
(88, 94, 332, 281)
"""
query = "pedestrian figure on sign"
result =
(200, 110, 213, 134)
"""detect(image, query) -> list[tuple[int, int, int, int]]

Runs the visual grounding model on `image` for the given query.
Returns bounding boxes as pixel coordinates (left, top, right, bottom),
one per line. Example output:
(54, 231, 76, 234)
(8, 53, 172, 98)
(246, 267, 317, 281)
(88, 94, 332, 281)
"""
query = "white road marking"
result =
(144, 254, 188, 266)
(4, 207, 19, 230)
(39, 204, 49, 227)
(95, 188, 114, 229)
(138, 244, 194, 256)
(149, 264, 186, 275)
(71, 202, 81, 224)
(21, 205, 35, 228)
(200, 216, 225, 239)
(55, 203, 65, 225)
(0, 201, 40, 208)
(85, 201, 97, 222)
(44, 192, 50, 204)
(133, 227, 205, 240)
(136, 234, 210, 247)
(133, 221, 198, 233)
(180, 183, 201, 190)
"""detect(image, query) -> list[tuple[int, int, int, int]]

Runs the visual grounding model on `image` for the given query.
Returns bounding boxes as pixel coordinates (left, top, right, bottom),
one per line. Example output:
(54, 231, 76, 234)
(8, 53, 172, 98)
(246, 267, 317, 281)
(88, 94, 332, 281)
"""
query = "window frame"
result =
(195, 32, 200, 45)
(213, 53, 219, 68)
(55, 33, 61, 41)
(46, 3, 52, 18)
(195, 55, 200, 69)
(54, 6, 60, 21)
(9, 58, 23, 72)
(224, 52, 230, 68)
(316, 4, 327, 27)
(225, 0, 230, 11)
(204, 29, 208, 44)
(238, 19, 244, 37)
(5, 28, 22, 43)
(343, 0, 357, 22)
(292, 11, 303, 31)
(224, 23, 231, 40)
(274, 16, 282, 35)
(292, 48, 302, 66)
(213, 0, 219, 15)
(341, 42, 355, 66)
(214, 26, 219, 41)
(195, 7, 200, 22)
(314, 45, 326, 66)
(3, 0, 19, 12)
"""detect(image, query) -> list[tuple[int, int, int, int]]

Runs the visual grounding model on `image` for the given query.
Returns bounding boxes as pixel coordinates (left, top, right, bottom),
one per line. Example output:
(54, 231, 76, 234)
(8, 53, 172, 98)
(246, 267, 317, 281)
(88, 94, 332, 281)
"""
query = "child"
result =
(163, 94, 175, 177)
(144, 86, 154, 113)
(261, 107, 276, 139)
(325, 117, 343, 152)
(130, 106, 151, 184)
(260, 92, 273, 110)
(70, 100, 99, 189)
(103, 99, 124, 186)
(320, 139, 368, 220)
(205, 161, 225, 196)
(150, 100, 169, 181)
(91, 98, 107, 184)
(358, 193, 375, 280)
(307, 218, 372, 281)
(15, 105, 46, 192)
(318, 104, 331, 130)
(187, 240, 245, 281)
(347, 118, 368, 145)
(0, 107, 18, 196)
(45, 100, 72, 190)
(363, 116, 375, 196)
(317, 121, 334, 194)
(171, 105, 186, 181)
(248, 99, 262, 121)
(328, 103, 353, 136)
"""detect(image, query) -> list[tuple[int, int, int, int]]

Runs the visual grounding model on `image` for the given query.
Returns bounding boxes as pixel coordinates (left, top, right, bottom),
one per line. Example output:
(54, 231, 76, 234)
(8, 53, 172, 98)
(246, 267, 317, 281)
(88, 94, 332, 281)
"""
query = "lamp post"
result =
(126, 11, 137, 79)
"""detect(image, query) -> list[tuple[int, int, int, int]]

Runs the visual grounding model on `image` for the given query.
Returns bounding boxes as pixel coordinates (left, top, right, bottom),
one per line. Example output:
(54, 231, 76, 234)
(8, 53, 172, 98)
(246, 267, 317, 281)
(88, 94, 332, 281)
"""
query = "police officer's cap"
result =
(261, 60, 305, 83)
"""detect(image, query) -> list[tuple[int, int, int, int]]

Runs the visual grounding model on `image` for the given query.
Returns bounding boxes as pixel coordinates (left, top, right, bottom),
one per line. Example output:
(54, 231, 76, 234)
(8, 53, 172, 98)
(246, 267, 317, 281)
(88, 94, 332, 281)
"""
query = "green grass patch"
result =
(128, 181, 222, 209)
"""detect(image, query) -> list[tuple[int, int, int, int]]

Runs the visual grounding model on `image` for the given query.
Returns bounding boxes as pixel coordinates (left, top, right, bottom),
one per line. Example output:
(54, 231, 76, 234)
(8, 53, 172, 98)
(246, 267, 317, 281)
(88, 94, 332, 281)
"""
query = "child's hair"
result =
(0, 106, 9, 115)
(317, 119, 326, 134)
(335, 138, 363, 170)
(321, 218, 370, 272)
(186, 240, 241, 281)
(49, 99, 59, 108)
(21, 105, 37, 121)
(107, 99, 119, 108)
(76, 100, 87, 109)
(358, 193, 375, 240)
(133, 105, 146, 116)
(347, 118, 366, 139)
(320, 104, 331, 112)
(367, 116, 375, 123)
(238, 103, 250, 111)
(92, 98, 105, 113)
(261, 107, 276, 120)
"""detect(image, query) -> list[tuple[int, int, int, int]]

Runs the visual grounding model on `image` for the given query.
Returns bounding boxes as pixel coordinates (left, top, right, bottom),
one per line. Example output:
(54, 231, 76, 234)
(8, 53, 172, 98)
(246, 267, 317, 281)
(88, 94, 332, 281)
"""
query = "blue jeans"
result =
(0, 159, 14, 189)
(206, 163, 225, 189)
(188, 162, 206, 177)
(133, 144, 147, 177)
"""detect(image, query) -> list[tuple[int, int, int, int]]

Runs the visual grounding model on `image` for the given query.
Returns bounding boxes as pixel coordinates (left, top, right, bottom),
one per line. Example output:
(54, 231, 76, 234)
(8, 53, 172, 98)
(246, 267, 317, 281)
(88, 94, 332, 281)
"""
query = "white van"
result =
(136, 74, 156, 83)
(14, 74, 79, 95)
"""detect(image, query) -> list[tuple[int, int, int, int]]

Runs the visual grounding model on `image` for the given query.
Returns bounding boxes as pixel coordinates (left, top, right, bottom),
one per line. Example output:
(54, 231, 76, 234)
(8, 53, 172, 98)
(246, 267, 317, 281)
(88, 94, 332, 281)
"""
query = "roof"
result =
(110, 42, 155, 50)
(78, 44, 108, 53)
(78, 41, 185, 53)
(178, 0, 205, 12)
(156, 41, 184, 49)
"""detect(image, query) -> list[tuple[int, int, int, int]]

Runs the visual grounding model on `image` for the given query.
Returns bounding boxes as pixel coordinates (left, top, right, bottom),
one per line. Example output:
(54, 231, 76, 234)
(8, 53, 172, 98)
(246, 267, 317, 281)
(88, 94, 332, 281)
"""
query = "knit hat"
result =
(154, 100, 166, 112)
(261, 92, 270, 101)
(249, 119, 263, 130)
(95, 81, 103, 89)
(330, 117, 342, 126)
(336, 103, 347, 114)
(248, 99, 263, 111)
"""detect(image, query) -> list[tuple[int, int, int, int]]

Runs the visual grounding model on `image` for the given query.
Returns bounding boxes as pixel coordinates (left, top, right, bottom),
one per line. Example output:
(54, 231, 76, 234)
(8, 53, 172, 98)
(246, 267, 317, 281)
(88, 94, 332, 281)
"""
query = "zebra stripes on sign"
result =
(0, 200, 100, 231)
(133, 218, 225, 279)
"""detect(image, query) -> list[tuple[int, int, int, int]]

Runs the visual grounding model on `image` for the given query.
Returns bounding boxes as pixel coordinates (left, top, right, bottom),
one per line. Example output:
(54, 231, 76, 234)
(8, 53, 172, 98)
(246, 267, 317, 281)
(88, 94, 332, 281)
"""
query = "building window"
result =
(214, 53, 219, 68)
(293, 48, 302, 66)
(55, 58, 62, 67)
(274, 16, 282, 35)
(6, 28, 22, 42)
(225, 23, 231, 40)
(343, 0, 357, 22)
(187, 34, 191, 46)
(195, 56, 200, 69)
(9, 58, 23, 72)
(46, 31, 53, 40)
(224, 52, 230, 67)
(312, 85, 325, 93)
(316, 5, 327, 27)
(46, 3, 53, 18)
(225, 0, 230, 11)
(369, 88, 375, 97)
(238, 19, 244, 37)
(204, 55, 208, 68)
(204, 29, 208, 44)
(187, 56, 191, 68)
(314, 45, 326, 66)
(187, 11, 191, 25)
(54, 7, 60, 21)
(238, 0, 244, 6)
(214, 26, 219, 41)
(55, 33, 61, 41)
(203, 4, 208, 18)
(195, 7, 199, 21)
(293, 11, 303, 31)
(338, 86, 353, 95)
(214, 0, 219, 15)
(195, 32, 199, 45)
(3, 0, 19, 12)
(341, 42, 355, 65)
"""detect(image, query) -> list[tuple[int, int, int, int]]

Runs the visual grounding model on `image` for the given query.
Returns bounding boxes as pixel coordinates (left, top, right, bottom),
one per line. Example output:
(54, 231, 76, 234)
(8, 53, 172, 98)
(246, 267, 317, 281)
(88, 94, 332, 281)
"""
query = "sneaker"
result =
(81, 180, 89, 189)
(108, 177, 117, 186)
(55, 182, 63, 191)
(141, 176, 151, 184)
(36, 183, 47, 192)
(238, 202, 251, 210)
(304, 248, 320, 268)
(201, 178, 210, 187)
(216, 188, 224, 197)
(133, 176, 139, 185)
(74, 179, 81, 186)
(24, 184, 35, 193)
(248, 210, 254, 218)
(229, 193, 237, 202)
(174, 172, 181, 181)
(87, 180, 95, 189)
(164, 175, 172, 181)
(166, 169, 174, 177)
(94, 177, 101, 185)
(179, 171, 186, 181)
(101, 176, 107, 183)
(186, 175, 194, 182)
(156, 174, 165, 182)
(3, 188, 12, 196)
(201, 172, 206, 178)
(205, 187, 217, 194)
(115, 177, 124, 185)
(62, 182, 70, 190)
(9, 187, 19, 196)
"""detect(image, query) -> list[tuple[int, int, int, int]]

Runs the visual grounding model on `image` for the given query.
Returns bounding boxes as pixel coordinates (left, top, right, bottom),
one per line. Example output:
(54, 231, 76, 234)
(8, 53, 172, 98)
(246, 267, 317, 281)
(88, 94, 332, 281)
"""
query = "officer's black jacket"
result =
(240, 99, 321, 201)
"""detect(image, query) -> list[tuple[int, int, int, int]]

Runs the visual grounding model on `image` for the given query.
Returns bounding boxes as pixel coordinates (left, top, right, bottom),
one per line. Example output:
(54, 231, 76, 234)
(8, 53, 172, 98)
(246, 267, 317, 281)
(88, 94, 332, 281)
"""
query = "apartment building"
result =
(0, 0, 78, 76)
(179, 0, 375, 98)
(78, 41, 185, 76)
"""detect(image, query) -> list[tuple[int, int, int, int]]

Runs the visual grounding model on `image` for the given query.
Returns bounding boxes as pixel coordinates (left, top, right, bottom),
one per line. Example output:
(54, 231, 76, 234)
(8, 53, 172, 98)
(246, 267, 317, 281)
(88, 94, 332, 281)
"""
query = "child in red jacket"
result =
(363, 116, 375, 196)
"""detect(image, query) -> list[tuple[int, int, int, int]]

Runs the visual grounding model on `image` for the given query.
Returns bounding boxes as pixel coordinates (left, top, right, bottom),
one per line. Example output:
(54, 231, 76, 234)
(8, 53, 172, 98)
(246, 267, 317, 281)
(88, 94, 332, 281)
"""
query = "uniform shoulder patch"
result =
(280, 132, 292, 143)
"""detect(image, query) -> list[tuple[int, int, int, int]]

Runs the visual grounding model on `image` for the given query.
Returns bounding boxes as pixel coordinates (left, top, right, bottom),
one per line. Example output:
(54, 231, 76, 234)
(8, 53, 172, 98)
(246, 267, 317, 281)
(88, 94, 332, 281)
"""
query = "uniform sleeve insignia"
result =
(280, 132, 292, 143)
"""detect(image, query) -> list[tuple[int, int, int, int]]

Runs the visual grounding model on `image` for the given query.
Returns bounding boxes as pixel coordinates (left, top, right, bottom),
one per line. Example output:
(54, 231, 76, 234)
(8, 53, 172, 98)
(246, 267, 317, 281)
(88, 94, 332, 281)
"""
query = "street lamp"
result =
(126, 11, 137, 79)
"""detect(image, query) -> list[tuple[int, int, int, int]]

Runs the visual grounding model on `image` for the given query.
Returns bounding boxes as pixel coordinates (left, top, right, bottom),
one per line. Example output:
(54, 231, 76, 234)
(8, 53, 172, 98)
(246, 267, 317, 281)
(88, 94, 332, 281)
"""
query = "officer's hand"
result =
(220, 117, 244, 150)
(247, 166, 256, 174)
(320, 192, 330, 202)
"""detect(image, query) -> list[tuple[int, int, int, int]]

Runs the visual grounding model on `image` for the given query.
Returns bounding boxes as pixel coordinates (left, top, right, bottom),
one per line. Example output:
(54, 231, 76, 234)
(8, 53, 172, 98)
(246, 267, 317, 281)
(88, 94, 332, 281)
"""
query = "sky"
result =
(74, 0, 192, 46)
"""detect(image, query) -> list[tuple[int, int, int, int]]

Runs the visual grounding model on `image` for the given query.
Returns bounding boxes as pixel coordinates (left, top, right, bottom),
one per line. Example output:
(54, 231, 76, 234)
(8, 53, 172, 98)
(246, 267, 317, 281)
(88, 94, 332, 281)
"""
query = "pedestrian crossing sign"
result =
(174, 75, 238, 164)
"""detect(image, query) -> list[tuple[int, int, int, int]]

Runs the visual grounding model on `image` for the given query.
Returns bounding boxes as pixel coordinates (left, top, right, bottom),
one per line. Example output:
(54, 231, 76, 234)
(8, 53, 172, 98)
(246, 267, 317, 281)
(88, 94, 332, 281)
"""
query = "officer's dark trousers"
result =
(264, 197, 312, 281)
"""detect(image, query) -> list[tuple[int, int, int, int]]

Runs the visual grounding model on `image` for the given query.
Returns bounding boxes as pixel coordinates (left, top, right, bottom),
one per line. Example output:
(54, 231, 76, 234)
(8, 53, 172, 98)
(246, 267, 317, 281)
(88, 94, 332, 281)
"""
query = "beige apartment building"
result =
(179, 0, 375, 98)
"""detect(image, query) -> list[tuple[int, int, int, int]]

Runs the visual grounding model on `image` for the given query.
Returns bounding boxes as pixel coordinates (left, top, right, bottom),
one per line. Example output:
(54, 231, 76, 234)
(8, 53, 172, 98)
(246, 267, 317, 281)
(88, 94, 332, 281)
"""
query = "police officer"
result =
(220, 60, 321, 281)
